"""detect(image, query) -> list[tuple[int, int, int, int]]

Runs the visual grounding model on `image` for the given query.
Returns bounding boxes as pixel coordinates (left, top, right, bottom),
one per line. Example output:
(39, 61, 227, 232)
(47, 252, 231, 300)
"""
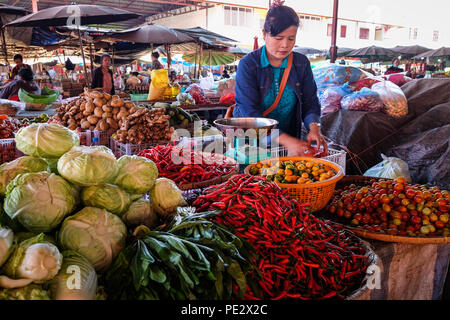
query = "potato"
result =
(111, 95, 120, 100)
(111, 99, 124, 108)
(112, 107, 119, 115)
(83, 110, 91, 117)
(94, 106, 103, 118)
(97, 119, 109, 131)
(93, 98, 105, 108)
(117, 111, 129, 120)
(81, 120, 91, 129)
(124, 101, 135, 109)
(80, 102, 86, 111)
(89, 125, 96, 131)
(68, 124, 77, 130)
(103, 93, 111, 101)
(102, 105, 112, 113)
(85, 101, 95, 113)
(102, 112, 112, 119)
(119, 107, 127, 114)
(106, 118, 118, 129)
(87, 115, 99, 125)
(129, 107, 137, 114)
(89, 91, 103, 99)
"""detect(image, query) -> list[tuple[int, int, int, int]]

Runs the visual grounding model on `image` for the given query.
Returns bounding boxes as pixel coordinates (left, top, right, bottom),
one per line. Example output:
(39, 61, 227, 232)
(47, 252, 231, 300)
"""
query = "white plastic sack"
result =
(371, 80, 408, 118)
(364, 154, 412, 182)
(199, 76, 215, 91)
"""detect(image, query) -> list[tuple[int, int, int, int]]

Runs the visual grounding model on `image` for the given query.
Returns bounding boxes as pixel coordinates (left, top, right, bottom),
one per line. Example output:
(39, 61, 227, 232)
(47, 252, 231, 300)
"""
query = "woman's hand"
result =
(277, 134, 311, 156)
(307, 123, 328, 154)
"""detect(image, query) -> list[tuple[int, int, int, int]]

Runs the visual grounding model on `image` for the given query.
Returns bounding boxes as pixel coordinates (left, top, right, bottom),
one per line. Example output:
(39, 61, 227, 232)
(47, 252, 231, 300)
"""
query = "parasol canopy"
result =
(0, 5, 30, 16)
(391, 45, 431, 56)
(182, 50, 237, 66)
(412, 47, 450, 59)
(293, 46, 325, 56)
(346, 46, 397, 61)
(108, 24, 193, 45)
(5, 4, 140, 27)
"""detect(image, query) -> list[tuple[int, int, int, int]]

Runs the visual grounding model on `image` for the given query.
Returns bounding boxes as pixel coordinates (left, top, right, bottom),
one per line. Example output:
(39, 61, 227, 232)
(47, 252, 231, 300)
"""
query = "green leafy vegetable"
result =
(114, 155, 158, 194)
(0, 284, 51, 300)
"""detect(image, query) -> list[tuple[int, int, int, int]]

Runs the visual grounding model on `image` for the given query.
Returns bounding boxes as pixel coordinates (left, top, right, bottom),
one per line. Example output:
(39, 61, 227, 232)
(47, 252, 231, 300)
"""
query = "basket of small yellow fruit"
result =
(245, 157, 344, 212)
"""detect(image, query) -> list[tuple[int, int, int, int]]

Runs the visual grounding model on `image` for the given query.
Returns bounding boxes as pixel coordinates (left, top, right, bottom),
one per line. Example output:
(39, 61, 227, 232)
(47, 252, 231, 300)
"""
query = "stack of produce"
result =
(0, 122, 194, 300)
(325, 177, 449, 237)
(113, 107, 174, 145)
(51, 88, 134, 131)
(138, 144, 237, 188)
(185, 84, 211, 105)
(19, 114, 49, 127)
(248, 158, 336, 184)
(0, 115, 21, 139)
(193, 174, 372, 300)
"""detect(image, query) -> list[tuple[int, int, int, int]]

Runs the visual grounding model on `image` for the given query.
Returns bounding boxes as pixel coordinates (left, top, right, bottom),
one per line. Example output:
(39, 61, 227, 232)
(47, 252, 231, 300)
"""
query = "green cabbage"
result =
(122, 199, 159, 228)
(0, 156, 48, 196)
(2, 233, 62, 282)
(57, 146, 119, 186)
(43, 158, 59, 174)
(81, 184, 131, 216)
(50, 251, 97, 300)
(113, 155, 158, 194)
(58, 207, 127, 271)
(15, 123, 80, 158)
(3, 172, 75, 233)
(0, 227, 14, 267)
(0, 284, 50, 300)
(150, 178, 187, 218)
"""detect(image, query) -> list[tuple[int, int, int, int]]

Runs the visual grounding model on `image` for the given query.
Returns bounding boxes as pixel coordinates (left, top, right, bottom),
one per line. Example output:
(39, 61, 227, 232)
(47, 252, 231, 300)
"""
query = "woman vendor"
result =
(232, 1, 327, 156)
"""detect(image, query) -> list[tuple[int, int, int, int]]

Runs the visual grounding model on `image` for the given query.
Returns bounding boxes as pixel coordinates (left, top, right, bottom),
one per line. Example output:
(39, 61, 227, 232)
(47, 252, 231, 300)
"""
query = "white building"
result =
(146, 0, 449, 50)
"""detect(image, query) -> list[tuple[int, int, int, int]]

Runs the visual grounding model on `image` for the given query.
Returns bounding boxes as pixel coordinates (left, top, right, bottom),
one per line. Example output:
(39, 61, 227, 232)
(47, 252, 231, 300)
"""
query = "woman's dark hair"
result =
(14, 54, 23, 61)
(101, 54, 111, 62)
(132, 72, 139, 76)
(152, 52, 160, 59)
(264, 4, 299, 36)
(19, 68, 33, 81)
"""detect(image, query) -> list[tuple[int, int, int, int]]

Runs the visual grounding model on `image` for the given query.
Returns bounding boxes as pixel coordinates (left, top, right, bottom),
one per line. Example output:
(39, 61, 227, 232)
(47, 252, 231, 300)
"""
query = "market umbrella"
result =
(293, 46, 326, 56)
(108, 25, 193, 45)
(391, 45, 430, 57)
(5, 5, 140, 79)
(253, 36, 259, 50)
(412, 47, 450, 59)
(182, 50, 236, 66)
(346, 46, 397, 61)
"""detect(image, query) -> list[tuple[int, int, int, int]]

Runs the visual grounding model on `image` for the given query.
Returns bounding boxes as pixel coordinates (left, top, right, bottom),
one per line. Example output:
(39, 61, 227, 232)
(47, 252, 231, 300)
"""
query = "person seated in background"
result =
(126, 71, 141, 87)
(222, 69, 230, 79)
(113, 73, 124, 91)
(10, 54, 31, 79)
(0, 68, 40, 99)
(385, 58, 404, 75)
(150, 52, 163, 71)
(91, 54, 115, 94)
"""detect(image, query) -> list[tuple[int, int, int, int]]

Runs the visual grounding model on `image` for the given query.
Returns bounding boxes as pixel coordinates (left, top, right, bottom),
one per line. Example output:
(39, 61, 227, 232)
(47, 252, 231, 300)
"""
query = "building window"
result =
(375, 27, 382, 41)
(359, 28, 370, 40)
(327, 24, 332, 37)
(433, 30, 439, 41)
(224, 5, 253, 27)
(340, 25, 347, 38)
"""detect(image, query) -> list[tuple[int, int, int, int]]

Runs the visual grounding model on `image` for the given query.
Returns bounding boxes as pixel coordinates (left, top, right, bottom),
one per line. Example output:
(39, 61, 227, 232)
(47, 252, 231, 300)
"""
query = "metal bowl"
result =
(213, 117, 279, 135)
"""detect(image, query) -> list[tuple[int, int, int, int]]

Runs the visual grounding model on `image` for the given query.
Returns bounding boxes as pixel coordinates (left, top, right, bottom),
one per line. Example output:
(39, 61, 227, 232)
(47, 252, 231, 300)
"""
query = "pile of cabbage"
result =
(0, 123, 187, 300)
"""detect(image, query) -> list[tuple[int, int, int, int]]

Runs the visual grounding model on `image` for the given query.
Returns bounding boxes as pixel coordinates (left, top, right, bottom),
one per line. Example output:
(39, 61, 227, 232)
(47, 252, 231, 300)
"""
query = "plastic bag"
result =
(199, 75, 215, 91)
(148, 69, 169, 100)
(185, 84, 210, 105)
(364, 154, 412, 182)
(349, 78, 381, 92)
(341, 88, 384, 112)
(219, 92, 235, 104)
(371, 81, 408, 117)
(313, 64, 366, 97)
(319, 84, 353, 115)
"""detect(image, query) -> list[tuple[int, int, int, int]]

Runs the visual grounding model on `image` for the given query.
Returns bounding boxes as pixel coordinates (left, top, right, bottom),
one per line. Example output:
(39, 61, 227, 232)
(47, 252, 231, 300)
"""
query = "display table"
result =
(355, 241, 450, 300)
(14, 109, 57, 119)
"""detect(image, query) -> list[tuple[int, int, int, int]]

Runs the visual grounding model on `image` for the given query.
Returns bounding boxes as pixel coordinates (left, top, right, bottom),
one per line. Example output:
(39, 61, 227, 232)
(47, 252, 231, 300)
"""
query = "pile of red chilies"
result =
(193, 174, 370, 300)
(138, 144, 236, 187)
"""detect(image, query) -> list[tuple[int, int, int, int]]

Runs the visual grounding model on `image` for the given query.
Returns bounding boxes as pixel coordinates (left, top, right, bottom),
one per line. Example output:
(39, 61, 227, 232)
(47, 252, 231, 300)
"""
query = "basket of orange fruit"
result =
(245, 157, 344, 212)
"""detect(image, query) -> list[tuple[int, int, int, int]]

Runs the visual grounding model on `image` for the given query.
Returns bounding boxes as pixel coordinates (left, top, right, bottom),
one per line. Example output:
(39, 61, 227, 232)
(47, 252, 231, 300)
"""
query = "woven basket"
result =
(318, 175, 450, 244)
(244, 157, 344, 212)
(0, 105, 18, 116)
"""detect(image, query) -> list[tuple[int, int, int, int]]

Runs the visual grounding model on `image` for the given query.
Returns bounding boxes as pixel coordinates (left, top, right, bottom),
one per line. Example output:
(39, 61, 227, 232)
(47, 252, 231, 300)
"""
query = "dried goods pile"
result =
(0, 116, 21, 139)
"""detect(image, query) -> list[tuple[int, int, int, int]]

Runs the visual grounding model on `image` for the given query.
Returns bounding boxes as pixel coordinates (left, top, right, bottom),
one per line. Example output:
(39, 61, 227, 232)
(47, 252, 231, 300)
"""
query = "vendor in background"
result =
(0, 68, 40, 99)
(232, 1, 327, 156)
(126, 71, 141, 87)
(10, 54, 31, 79)
(91, 54, 115, 95)
(385, 58, 404, 75)
(150, 52, 163, 71)
(222, 69, 230, 79)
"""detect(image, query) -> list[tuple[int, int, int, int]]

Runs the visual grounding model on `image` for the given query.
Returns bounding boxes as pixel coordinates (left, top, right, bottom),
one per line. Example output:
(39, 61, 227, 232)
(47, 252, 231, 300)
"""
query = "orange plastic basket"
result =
(244, 157, 344, 212)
